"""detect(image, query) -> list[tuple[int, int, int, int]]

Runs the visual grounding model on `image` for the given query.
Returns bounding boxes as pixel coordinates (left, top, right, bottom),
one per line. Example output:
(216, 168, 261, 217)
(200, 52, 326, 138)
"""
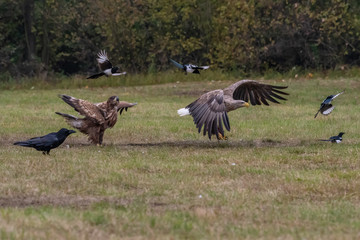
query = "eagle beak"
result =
(244, 102, 250, 108)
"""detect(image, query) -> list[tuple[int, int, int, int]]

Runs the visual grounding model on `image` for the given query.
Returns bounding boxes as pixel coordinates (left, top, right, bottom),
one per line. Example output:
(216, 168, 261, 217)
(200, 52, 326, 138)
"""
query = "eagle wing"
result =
(95, 101, 137, 115)
(224, 80, 288, 106)
(118, 101, 137, 115)
(97, 50, 113, 71)
(59, 95, 105, 124)
(185, 89, 230, 140)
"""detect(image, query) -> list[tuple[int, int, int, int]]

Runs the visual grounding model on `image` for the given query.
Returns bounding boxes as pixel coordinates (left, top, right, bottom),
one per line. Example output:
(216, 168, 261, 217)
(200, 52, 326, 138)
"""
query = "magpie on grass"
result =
(319, 132, 345, 143)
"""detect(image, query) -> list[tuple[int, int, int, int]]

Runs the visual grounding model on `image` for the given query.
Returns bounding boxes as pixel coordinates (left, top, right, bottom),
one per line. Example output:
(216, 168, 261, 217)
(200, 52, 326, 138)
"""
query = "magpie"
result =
(319, 132, 345, 143)
(87, 50, 126, 79)
(14, 128, 76, 155)
(314, 90, 344, 118)
(170, 58, 209, 74)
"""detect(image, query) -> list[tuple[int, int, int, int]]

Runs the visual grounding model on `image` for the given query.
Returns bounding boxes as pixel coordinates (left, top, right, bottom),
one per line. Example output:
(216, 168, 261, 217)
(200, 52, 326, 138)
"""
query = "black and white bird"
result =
(314, 90, 344, 118)
(87, 50, 126, 79)
(14, 128, 76, 155)
(170, 58, 209, 74)
(319, 132, 345, 143)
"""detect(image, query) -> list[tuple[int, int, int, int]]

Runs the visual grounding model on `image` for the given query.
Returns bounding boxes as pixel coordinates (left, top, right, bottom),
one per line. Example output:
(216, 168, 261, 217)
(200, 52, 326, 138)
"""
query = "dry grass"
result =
(0, 77, 360, 239)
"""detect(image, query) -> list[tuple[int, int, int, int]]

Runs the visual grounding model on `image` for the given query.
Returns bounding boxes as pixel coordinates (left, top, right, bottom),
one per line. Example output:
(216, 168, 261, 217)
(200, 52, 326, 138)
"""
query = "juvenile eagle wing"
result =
(59, 95, 105, 124)
(118, 101, 137, 115)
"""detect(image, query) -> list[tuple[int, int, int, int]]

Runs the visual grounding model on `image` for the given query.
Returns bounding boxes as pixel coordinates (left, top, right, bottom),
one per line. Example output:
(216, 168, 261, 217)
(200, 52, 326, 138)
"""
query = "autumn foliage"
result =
(1, 0, 359, 78)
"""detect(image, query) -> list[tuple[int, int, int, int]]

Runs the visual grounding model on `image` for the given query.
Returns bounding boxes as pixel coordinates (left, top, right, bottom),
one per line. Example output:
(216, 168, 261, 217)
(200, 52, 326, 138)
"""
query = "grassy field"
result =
(0, 75, 360, 239)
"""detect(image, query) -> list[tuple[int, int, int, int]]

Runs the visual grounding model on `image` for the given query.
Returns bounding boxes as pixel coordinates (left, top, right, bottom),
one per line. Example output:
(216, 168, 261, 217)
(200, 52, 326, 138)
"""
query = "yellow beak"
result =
(244, 102, 250, 108)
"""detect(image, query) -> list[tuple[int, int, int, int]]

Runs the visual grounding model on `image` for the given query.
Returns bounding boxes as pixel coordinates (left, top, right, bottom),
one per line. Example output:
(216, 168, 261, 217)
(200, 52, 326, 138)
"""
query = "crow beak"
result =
(69, 130, 76, 134)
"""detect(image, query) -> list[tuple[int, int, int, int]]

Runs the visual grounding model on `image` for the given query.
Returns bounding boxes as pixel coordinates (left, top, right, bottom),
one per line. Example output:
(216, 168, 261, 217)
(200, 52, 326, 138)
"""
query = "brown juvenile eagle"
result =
(56, 95, 136, 145)
(177, 80, 288, 140)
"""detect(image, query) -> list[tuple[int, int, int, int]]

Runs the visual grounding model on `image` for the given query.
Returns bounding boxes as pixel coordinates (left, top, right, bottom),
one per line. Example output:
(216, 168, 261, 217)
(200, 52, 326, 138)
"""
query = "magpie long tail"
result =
(314, 110, 320, 118)
(86, 72, 105, 79)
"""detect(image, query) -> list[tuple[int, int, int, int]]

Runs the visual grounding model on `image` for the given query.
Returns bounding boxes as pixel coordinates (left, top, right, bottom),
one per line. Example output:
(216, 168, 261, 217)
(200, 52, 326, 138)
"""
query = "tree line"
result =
(1, 0, 359, 79)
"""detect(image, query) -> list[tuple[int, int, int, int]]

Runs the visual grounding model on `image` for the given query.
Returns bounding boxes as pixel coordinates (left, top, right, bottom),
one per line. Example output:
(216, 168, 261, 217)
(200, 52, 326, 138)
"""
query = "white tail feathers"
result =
(112, 72, 127, 76)
(177, 108, 190, 116)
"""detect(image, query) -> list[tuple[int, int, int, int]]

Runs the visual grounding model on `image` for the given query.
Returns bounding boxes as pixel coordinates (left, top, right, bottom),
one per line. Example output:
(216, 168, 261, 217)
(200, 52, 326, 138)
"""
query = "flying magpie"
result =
(170, 58, 209, 74)
(314, 90, 344, 118)
(14, 128, 76, 154)
(319, 132, 345, 143)
(87, 50, 126, 79)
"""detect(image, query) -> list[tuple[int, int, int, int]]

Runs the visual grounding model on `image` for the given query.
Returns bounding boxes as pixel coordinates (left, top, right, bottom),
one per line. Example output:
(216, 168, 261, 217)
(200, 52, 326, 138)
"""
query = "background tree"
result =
(0, 0, 359, 79)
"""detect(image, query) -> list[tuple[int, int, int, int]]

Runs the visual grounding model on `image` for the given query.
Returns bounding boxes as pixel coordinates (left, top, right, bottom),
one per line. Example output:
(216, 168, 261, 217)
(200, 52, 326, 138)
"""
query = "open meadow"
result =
(0, 75, 360, 239)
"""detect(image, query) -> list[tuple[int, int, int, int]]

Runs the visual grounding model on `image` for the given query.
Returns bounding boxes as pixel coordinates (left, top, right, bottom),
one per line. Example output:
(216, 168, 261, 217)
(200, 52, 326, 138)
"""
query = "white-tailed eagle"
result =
(178, 80, 288, 140)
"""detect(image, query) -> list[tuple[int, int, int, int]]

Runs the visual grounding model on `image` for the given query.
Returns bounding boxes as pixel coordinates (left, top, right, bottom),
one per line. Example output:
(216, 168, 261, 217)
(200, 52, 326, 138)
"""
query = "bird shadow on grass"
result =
(108, 138, 311, 149)
(4, 138, 313, 149)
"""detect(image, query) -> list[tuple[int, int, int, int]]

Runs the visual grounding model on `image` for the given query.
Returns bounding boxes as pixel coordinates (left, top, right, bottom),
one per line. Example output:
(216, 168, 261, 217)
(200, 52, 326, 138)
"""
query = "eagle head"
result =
(107, 96, 120, 107)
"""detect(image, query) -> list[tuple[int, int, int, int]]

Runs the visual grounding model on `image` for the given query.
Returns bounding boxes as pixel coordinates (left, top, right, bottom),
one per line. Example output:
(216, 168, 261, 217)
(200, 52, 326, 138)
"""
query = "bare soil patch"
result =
(0, 195, 131, 209)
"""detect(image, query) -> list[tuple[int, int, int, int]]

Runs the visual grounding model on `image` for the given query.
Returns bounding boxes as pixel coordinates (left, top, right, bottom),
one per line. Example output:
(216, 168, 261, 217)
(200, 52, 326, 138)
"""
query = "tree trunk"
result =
(41, 0, 49, 67)
(23, 0, 36, 61)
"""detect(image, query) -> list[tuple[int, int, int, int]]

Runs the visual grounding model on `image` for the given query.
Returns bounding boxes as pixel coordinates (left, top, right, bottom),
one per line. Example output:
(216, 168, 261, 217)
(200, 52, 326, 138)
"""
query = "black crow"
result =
(319, 132, 345, 143)
(314, 90, 344, 118)
(87, 50, 126, 79)
(14, 128, 76, 154)
(170, 58, 209, 75)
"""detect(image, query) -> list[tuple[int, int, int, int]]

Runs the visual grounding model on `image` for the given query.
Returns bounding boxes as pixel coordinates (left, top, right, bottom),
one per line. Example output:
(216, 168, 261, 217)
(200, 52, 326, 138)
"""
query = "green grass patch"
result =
(0, 76, 360, 239)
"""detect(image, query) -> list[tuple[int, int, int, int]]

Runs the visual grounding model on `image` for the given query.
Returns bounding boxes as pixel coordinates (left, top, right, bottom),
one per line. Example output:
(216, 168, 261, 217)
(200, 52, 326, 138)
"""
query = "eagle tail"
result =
(55, 112, 83, 129)
(177, 108, 190, 116)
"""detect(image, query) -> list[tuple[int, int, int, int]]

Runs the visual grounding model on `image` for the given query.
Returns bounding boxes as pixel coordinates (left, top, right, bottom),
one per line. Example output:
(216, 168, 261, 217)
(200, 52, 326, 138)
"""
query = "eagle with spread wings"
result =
(178, 80, 288, 140)
(56, 95, 136, 145)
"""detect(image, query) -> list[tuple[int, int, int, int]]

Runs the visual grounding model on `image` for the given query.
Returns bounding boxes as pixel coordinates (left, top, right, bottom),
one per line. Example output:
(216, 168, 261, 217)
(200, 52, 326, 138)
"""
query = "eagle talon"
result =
(218, 132, 228, 141)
